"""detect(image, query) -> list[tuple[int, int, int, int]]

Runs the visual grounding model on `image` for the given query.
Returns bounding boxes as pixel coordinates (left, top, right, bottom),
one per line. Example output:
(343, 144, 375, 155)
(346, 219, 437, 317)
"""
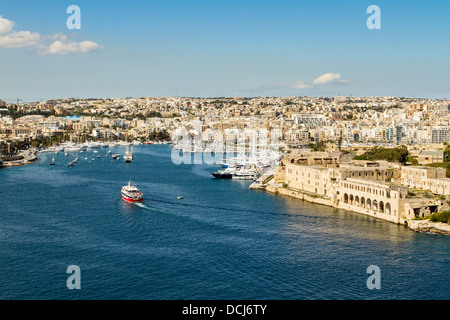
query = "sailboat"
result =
(124, 127, 134, 163)
(124, 144, 133, 163)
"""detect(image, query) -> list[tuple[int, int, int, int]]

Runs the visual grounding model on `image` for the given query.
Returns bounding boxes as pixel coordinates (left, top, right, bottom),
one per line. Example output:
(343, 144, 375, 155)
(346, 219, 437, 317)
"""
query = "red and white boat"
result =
(121, 182, 144, 203)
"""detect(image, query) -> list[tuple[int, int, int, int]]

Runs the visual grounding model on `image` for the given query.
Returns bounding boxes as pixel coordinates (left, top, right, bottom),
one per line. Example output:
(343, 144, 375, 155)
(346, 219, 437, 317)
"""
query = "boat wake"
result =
(133, 202, 167, 214)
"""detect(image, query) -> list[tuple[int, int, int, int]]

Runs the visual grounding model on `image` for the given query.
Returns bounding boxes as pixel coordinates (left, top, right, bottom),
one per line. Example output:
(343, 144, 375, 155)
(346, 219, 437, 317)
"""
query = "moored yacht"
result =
(124, 145, 134, 163)
(211, 164, 260, 180)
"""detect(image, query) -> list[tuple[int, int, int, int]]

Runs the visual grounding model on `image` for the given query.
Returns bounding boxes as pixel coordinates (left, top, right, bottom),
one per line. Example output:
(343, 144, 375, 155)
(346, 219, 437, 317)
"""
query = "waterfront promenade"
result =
(1, 148, 38, 167)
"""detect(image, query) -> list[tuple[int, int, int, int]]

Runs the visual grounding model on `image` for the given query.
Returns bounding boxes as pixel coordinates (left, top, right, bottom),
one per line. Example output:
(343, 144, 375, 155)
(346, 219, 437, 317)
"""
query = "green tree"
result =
(354, 145, 409, 164)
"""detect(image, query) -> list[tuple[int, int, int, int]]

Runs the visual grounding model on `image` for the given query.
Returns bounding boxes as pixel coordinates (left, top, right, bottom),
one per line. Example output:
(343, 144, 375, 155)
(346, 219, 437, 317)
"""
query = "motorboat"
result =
(121, 182, 144, 203)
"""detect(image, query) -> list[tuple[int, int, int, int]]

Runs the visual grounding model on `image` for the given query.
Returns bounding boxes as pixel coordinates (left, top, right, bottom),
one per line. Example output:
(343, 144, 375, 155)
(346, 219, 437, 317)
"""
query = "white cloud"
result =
(40, 40, 102, 55)
(313, 73, 351, 85)
(0, 16, 14, 35)
(0, 15, 102, 55)
(248, 73, 351, 93)
(292, 81, 314, 90)
(0, 30, 41, 48)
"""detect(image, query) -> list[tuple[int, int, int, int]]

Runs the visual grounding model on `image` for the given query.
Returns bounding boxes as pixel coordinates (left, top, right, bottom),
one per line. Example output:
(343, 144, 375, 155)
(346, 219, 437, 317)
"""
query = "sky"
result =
(0, 0, 449, 102)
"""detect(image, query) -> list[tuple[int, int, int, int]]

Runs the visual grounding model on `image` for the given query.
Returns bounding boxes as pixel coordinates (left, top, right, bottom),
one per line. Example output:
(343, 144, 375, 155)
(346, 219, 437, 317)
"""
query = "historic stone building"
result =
(337, 178, 408, 224)
(273, 156, 444, 225)
(401, 166, 450, 196)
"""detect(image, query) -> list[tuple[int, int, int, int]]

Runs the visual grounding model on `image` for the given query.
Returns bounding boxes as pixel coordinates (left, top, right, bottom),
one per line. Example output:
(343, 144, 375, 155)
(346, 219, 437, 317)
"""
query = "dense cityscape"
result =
(1, 95, 449, 233)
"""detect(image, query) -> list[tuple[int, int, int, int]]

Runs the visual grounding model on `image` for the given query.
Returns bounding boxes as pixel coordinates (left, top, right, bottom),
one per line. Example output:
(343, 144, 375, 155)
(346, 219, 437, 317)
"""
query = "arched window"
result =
(373, 200, 378, 212)
(385, 203, 391, 215)
(344, 193, 349, 204)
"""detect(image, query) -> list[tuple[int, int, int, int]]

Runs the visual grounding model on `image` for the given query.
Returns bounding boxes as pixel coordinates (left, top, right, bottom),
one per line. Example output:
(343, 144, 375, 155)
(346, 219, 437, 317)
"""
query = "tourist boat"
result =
(121, 182, 143, 203)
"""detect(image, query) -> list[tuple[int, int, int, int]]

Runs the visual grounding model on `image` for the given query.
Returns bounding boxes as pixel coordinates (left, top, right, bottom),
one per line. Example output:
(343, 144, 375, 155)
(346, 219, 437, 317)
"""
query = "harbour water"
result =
(0, 145, 448, 300)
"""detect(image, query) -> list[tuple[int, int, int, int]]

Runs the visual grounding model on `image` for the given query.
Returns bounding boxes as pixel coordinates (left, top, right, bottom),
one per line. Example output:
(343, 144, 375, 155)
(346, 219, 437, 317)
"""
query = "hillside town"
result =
(1, 95, 449, 233)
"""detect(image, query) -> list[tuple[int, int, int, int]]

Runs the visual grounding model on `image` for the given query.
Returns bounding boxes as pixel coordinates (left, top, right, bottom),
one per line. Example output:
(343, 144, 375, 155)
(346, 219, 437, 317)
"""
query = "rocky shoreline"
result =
(406, 220, 450, 235)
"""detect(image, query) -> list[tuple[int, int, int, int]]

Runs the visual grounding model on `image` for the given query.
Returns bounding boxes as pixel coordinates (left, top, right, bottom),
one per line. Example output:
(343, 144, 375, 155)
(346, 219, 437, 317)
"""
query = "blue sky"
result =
(0, 0, 449, 101)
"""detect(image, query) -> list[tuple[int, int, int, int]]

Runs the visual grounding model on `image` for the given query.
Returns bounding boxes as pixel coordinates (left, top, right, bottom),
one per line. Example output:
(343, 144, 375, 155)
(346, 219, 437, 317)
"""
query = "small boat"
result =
(177, 196, 184, 199)
(121, 182, 144, 203)
(68, 162, 74, 167)
(124, 153, 133, 163)
(97, 155, 101, 158)
(49, 158, 56, 165)
(112, 154, 120, 159)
